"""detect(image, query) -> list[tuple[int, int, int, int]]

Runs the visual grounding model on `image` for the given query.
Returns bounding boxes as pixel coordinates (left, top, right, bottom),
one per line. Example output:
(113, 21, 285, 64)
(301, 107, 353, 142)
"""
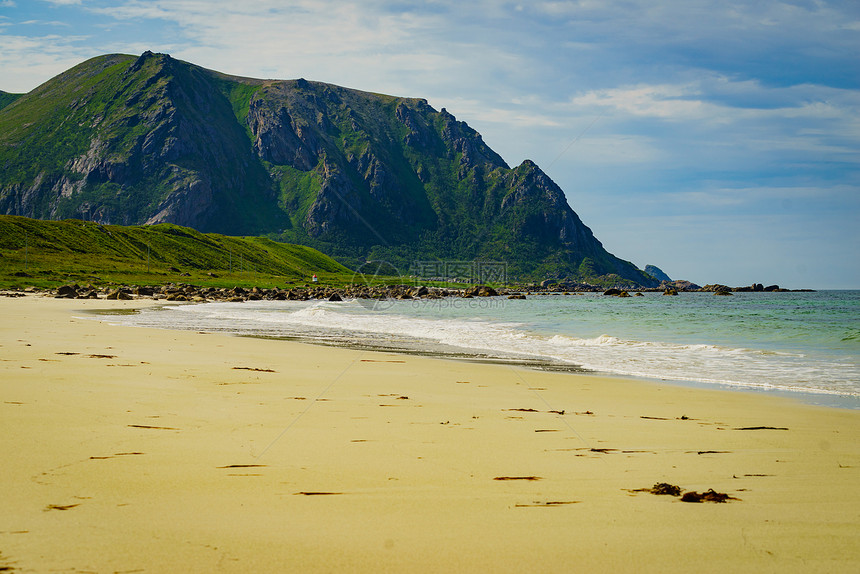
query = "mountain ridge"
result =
(0, 51, 656, 286)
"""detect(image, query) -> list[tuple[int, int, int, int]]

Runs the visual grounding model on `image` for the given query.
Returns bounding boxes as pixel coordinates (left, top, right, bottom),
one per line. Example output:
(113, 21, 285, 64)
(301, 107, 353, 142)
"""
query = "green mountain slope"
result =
(0, 90, 23, 110)
(0, 52, 655, 286)
(0, 214, 349, 289)
(0, 53, 283, 233)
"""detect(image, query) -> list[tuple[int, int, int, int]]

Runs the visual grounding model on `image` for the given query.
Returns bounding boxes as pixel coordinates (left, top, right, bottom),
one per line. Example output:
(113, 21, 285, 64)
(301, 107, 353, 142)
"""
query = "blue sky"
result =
(1, 0, 858, 288)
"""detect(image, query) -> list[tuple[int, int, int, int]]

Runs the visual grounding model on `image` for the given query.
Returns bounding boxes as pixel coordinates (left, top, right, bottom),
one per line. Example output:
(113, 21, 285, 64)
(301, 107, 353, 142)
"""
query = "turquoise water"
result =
(103, 290, 860, 408)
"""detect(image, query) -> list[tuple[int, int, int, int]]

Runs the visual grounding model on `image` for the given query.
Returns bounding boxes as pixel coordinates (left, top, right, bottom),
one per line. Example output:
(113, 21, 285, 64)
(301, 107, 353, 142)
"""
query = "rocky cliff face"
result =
(0, 52, 655, 285)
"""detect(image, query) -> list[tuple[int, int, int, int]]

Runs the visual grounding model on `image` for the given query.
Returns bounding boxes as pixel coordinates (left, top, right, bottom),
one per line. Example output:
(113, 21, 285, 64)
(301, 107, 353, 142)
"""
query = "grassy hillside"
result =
(0, 215, 352, 289)
(0, 90, 23, 110)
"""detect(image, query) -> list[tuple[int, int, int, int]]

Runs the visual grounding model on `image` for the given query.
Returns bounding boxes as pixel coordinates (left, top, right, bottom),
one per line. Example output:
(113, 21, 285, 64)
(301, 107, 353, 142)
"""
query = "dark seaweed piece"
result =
(630, 482, 682, 496)
(232, 366, 277, 372)
(734, 426, 788, 430)
(44, 503, 80, 511)
(294, 492, 343, 496)
(0, 550, 14, 572)
(650, 482, 682, 496)
(493, 476, 542, 481)
(515, 501, 580, 507)
(681, 489, 739, 503)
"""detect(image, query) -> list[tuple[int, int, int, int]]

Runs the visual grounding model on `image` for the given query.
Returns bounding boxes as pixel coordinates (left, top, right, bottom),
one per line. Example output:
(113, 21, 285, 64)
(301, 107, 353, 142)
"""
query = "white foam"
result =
(107, 299, 860, 398)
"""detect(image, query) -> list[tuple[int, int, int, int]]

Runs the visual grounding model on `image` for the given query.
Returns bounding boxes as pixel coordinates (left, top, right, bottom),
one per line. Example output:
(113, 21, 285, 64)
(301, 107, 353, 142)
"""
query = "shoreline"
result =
(2, 296, 858, 572)
(84, 297, 860, 411)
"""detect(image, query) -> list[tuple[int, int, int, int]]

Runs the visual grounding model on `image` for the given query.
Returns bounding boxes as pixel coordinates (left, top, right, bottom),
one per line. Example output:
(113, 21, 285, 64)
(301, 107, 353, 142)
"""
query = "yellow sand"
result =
(1, 296, 858, 573)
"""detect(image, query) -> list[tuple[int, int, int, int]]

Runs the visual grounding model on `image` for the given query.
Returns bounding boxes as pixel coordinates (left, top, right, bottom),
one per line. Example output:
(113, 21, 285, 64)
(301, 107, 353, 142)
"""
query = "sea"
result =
(99, 290, 860, 409)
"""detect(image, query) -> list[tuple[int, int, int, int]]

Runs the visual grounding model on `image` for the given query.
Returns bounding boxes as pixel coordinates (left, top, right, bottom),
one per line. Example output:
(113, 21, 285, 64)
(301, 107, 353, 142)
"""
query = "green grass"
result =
(0, 215, 355, 289)
(271, 164, 323, 225)
(0, 90, 23, 110)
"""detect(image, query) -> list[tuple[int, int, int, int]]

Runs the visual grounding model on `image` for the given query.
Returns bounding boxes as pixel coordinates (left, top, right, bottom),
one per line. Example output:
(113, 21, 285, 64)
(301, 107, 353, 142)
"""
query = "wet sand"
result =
(1, 296, 858, 572)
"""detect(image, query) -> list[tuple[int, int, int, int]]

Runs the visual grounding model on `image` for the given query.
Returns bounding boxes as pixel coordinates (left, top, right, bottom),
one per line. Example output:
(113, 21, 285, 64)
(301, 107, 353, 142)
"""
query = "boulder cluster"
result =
(598, 282, 812, 297)
(7, 280, 812, 302)
(45, 283, 524, 302)
(698, 283, 808, 294)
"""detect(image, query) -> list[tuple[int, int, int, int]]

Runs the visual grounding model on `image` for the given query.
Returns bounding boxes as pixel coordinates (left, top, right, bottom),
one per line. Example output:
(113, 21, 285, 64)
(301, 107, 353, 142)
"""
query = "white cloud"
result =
(85, 0, 459, 95)
(559, 77, 860, 168)
(443, 98, 563, 128)
(570, 78, 858, 120)
(0, 33, 95, 92)
(20, 19, 71, 26)
(662, 184, 858, 209)
(569, 83, 715, 121)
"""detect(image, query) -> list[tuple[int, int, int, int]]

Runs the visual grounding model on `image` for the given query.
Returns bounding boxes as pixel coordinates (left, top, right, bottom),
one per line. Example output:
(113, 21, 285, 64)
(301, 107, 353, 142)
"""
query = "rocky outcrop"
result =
(304, 161, 359, 236)
(701, 284, 732, 292)
(661, 280, 701, 291)
(501, 160, 595, 246)
(396, 101, 434, 150)
(464, 285, 499, 297)
(247, 97, 319, 170)
(437, 107, 508, 171)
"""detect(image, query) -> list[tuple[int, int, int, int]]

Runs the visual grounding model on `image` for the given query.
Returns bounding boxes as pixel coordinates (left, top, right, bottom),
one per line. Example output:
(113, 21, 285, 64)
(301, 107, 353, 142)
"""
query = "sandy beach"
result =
(1, 296, 858, 573)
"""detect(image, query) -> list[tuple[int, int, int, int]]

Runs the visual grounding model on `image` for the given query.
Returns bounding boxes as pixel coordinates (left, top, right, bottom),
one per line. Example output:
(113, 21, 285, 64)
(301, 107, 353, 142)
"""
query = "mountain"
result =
(643, 264, 671, 283)
(0, 52, 656, 286)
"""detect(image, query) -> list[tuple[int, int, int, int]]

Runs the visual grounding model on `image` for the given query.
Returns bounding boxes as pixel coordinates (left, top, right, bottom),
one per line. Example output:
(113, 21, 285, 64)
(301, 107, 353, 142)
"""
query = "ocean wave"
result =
(103, 298, 860, 399)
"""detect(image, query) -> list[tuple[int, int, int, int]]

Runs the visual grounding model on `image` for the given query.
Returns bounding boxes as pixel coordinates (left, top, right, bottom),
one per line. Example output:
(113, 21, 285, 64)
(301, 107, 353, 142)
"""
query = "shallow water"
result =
(99, 290, 860, 408)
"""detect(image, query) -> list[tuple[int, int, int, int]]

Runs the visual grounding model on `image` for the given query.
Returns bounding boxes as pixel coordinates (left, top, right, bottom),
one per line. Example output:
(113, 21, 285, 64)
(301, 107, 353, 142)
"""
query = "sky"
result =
(1, 0, 858, 288)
